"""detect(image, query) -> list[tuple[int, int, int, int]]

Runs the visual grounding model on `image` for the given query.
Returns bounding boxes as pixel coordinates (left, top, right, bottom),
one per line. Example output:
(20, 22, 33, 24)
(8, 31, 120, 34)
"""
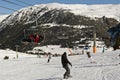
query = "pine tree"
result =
(113, 35, 120, 50)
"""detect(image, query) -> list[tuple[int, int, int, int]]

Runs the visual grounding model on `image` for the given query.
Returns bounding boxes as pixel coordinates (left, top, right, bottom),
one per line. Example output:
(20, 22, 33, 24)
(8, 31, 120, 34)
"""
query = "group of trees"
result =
(113, 36, 120, 50)
(108, 23, 120, 50)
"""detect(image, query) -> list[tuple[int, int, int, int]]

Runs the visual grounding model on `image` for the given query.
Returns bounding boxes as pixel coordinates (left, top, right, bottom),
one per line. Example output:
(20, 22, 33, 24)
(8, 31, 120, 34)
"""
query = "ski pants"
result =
(63, 65, 70, 77)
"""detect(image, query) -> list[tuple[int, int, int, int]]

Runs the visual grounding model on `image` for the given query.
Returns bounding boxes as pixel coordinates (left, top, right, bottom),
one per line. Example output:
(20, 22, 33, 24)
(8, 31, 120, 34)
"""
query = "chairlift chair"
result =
(22, 28, 45, 45)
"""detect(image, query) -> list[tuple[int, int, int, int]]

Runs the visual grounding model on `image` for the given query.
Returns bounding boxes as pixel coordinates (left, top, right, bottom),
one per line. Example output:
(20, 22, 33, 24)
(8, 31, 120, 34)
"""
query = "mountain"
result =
(0, 3, 119, 51)
(0, 15, 8, 22)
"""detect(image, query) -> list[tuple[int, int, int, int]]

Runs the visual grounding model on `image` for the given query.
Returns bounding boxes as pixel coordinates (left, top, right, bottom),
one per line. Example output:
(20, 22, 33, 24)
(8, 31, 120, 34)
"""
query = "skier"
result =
(61, 52, 72, 79)
(86, 51, 95, 63)
(102, 46, 105, 53)
(47, 52, 52, 63)
(82, 48, 84, 54)
(85, 45, 95, 63)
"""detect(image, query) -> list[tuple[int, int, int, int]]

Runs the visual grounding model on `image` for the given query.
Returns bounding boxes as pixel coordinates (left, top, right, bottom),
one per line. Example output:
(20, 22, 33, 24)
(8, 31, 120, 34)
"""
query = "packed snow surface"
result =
(0, 47, 120, 80)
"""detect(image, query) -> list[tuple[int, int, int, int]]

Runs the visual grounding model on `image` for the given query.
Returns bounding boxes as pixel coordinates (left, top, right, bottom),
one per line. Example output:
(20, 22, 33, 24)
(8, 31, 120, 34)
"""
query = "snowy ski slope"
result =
(0, 47, 120, 80)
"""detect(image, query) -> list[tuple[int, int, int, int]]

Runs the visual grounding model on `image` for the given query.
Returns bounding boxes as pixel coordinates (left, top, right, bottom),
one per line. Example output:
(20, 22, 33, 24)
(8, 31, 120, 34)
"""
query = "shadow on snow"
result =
(36, 77, 62, 80)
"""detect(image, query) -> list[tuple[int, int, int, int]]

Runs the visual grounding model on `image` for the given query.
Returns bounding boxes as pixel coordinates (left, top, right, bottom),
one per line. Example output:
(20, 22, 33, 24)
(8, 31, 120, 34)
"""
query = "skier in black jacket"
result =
(61, 52, 72, 79)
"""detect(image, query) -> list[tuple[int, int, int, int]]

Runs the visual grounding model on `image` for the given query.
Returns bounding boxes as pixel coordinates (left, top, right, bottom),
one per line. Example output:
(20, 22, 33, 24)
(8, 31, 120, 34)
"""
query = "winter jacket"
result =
(35, 35, 40, 43)
(86, 52, 91, 58)
(61, 52, 72, 68)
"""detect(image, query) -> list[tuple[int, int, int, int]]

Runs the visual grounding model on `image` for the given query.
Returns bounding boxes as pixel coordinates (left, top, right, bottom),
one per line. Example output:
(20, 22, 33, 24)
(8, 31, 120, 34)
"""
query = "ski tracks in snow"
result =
(101, 65, 120, 80)
(72, 63, 120, 80)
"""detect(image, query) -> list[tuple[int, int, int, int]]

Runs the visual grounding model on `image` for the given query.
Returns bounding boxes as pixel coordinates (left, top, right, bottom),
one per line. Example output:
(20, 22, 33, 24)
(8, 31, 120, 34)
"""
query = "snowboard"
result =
(63, 76, 72, 80)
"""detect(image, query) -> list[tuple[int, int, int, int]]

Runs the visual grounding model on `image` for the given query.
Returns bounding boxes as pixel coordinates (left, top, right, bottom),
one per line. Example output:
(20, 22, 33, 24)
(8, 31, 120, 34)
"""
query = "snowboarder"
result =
(61, 52, 72, 79)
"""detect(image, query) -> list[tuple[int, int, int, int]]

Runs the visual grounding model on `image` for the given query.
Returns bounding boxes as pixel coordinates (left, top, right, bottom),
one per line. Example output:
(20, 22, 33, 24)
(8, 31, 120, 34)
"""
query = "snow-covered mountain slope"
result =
(0, 3, 119, 51)
(0, 3, 120, 24)
(0, 15, 8, 22)
(16, 3, 120, 21)
(1, 3, 120, 28)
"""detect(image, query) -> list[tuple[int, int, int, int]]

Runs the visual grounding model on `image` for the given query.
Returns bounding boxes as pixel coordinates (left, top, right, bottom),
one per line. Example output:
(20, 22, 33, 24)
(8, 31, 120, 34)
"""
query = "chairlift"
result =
(22, 28, 45, 44)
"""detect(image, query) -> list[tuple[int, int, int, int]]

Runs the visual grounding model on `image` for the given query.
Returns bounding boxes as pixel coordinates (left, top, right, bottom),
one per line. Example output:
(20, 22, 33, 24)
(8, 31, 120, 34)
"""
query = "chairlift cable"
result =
(15, 0, 32, 6)
(1, 0, 25, 7)
(0, 5, 17, 11)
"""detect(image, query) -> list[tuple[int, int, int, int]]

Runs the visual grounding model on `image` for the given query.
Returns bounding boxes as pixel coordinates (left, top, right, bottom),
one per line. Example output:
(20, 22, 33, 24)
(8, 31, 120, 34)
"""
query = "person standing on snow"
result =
(86, 50, 94, 63)
(61, 52, 72, 79)
(47, 52, 52, 63)
(102, 46, 105, 53)
(84, 45, 95, 63)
